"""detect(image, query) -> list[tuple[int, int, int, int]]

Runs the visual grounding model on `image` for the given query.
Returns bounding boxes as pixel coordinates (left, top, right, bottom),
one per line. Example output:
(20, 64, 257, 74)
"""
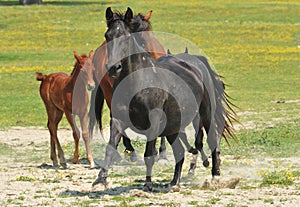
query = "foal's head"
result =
(74, 50, 95, 91)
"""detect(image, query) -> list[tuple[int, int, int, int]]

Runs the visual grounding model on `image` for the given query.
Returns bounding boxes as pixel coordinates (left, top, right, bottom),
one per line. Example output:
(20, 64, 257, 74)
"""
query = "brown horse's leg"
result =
(47, 108, 64, 167)
(48, 120, 58, 167)
(65, 111, 80, 165)
(79, 111, 95, 168)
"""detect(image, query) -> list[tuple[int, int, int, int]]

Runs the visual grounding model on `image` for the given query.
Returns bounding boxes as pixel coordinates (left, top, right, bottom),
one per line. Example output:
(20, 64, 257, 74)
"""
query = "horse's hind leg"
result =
(122, 135, 137, 162)
(166, 133, 184, 187)
(79, 111, 95, 168)
(201, 114, 220, 178)
(193, 117, 209, 168)
(158, 137, 168, 161)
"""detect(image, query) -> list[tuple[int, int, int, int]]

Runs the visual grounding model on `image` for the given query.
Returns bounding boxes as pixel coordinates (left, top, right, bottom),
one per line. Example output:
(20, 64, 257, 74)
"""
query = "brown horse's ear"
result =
(144, 10, 152, 21)
(125, 7, 133, 22)
(89, 50, 94, 57)
(74, 51, 83, 64)
(106, 7, 113, 21)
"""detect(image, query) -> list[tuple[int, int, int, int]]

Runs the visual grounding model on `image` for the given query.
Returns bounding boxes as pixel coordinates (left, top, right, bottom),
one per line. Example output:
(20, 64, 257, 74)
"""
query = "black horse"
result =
(89, 8, 210, 169)
(93, 7, 235, 191)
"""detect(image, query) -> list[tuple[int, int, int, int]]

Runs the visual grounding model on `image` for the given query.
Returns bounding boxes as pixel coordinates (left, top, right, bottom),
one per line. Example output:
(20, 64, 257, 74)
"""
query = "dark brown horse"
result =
(36, 51, 95, 169)
(89, 9, 166, 161)
(93, 7, 236, 191)
(89, 9, 209, 169)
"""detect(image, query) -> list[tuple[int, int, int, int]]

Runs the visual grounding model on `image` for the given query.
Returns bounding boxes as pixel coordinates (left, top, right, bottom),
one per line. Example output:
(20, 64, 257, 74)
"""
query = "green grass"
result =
(0, 0, 299, 158)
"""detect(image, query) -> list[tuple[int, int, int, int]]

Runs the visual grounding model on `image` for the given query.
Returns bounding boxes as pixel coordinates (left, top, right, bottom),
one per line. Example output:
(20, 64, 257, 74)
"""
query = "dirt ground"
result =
(0, 127, 299, 207)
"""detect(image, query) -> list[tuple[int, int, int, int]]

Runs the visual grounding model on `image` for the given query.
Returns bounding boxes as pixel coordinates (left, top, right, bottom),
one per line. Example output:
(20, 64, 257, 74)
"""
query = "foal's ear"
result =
(74, 51, 83, 64)
(106, 7, 114, 21)
(144, 10, 152, 21)
(125, 7, 133, 22)
(89, 50, 94, 57)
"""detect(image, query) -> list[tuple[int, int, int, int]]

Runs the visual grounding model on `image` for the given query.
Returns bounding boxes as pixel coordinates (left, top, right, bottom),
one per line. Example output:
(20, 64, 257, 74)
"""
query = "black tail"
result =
(197, 56, 238, 144)
(88, 80, 104, 139)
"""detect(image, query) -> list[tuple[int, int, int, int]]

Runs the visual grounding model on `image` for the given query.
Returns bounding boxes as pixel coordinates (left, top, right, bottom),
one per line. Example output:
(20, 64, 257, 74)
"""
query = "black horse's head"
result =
(105, 7, 133, 77)
(105, 7, 154, 78)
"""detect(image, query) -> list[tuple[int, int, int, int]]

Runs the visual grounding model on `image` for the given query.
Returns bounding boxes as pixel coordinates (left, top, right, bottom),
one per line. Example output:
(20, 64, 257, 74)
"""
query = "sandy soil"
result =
(0, 127, 299, 207)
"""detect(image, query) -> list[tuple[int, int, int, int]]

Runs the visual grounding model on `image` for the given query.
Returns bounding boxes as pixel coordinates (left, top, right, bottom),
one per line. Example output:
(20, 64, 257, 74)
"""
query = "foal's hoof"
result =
(61, 163, 67, 169)
(202, 159, 209, 168)
(143, 182, 153, 192)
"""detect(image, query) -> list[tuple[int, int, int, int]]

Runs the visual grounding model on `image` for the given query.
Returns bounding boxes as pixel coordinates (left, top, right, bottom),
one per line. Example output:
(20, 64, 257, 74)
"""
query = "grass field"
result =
(0, 0, 300, 206)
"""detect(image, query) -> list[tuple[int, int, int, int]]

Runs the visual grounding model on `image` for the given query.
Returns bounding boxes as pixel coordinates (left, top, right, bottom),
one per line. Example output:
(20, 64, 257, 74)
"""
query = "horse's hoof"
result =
(143, 182, 153, 192)
(188, 168, 195, 175)
(158, 151, 167, 161)
(72, 156, 79, 164)
(212, 169, 221, 177)
(188, 148, 198, 155)
(188, 163, 196, 175)
(61, 163, 67, 169)
(92, 176, 108, 187)
(89, 162, 96, 169)
(170, 185, 180, 192)
(203, 159, 209, 168)
(130, 151, 138, 162)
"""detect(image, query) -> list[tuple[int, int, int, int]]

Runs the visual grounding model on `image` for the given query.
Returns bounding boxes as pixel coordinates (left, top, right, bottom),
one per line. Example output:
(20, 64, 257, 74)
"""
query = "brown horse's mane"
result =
(131, 13, 152, 32)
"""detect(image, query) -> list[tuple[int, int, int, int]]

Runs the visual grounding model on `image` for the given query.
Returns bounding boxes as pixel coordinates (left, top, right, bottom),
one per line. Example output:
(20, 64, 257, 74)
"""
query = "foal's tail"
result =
(35, 72, 46, 81)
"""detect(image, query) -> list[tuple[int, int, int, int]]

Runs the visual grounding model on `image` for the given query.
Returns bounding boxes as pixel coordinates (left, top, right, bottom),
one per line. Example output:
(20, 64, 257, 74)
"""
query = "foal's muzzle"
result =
(87, 83, 95, 91)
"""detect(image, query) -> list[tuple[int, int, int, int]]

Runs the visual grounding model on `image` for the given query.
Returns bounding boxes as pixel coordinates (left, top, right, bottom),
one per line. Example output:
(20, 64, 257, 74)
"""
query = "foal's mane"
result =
(70, 54, 88, 76)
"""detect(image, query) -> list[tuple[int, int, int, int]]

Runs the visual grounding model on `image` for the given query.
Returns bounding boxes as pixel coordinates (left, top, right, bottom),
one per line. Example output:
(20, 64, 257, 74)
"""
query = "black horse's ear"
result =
(106, 7, 113, 21)
(185, 47, 188, 53)
(125, 7, 133, 22)
(167, 49, 171, 55)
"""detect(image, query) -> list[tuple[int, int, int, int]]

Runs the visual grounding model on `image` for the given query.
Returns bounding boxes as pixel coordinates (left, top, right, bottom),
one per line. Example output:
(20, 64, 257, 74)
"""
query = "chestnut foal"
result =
(36, 51, 95, 168)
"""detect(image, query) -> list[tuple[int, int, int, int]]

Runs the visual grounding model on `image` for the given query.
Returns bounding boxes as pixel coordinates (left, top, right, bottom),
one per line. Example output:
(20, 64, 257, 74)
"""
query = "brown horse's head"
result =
(74, 50, 95, 91)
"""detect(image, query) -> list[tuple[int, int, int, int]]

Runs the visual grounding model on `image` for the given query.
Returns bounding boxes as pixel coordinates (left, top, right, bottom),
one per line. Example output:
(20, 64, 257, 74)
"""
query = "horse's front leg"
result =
(79, 111, 95, 168)
(93, 118, 122, 187)
(143, 139, 157, 192)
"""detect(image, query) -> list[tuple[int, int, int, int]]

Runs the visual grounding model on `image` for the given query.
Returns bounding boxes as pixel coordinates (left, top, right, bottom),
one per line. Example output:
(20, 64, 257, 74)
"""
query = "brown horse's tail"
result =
(36, 72, 46, 81)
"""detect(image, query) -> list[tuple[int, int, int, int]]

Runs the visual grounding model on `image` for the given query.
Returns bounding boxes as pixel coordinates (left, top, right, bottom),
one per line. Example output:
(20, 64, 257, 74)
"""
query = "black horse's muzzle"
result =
(106, 63, 122, 78)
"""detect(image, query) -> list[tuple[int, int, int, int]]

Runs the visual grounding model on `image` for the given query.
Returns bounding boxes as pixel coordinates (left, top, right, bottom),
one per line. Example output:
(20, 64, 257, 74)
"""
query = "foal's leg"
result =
(65, 111, 80, 165)
(47, 108, 65, 168)
(79, 111, 95, 168)
(166, 133, 185, 187)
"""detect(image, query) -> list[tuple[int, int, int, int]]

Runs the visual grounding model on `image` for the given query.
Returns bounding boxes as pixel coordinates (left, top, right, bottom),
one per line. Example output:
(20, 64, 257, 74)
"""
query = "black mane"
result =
(106, 10, 152, 32)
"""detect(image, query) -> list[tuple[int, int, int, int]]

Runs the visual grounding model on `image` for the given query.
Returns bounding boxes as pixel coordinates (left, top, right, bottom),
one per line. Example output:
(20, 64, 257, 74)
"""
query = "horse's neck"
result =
(144, 33, 166, 59)
(69, 63, 83, 87)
